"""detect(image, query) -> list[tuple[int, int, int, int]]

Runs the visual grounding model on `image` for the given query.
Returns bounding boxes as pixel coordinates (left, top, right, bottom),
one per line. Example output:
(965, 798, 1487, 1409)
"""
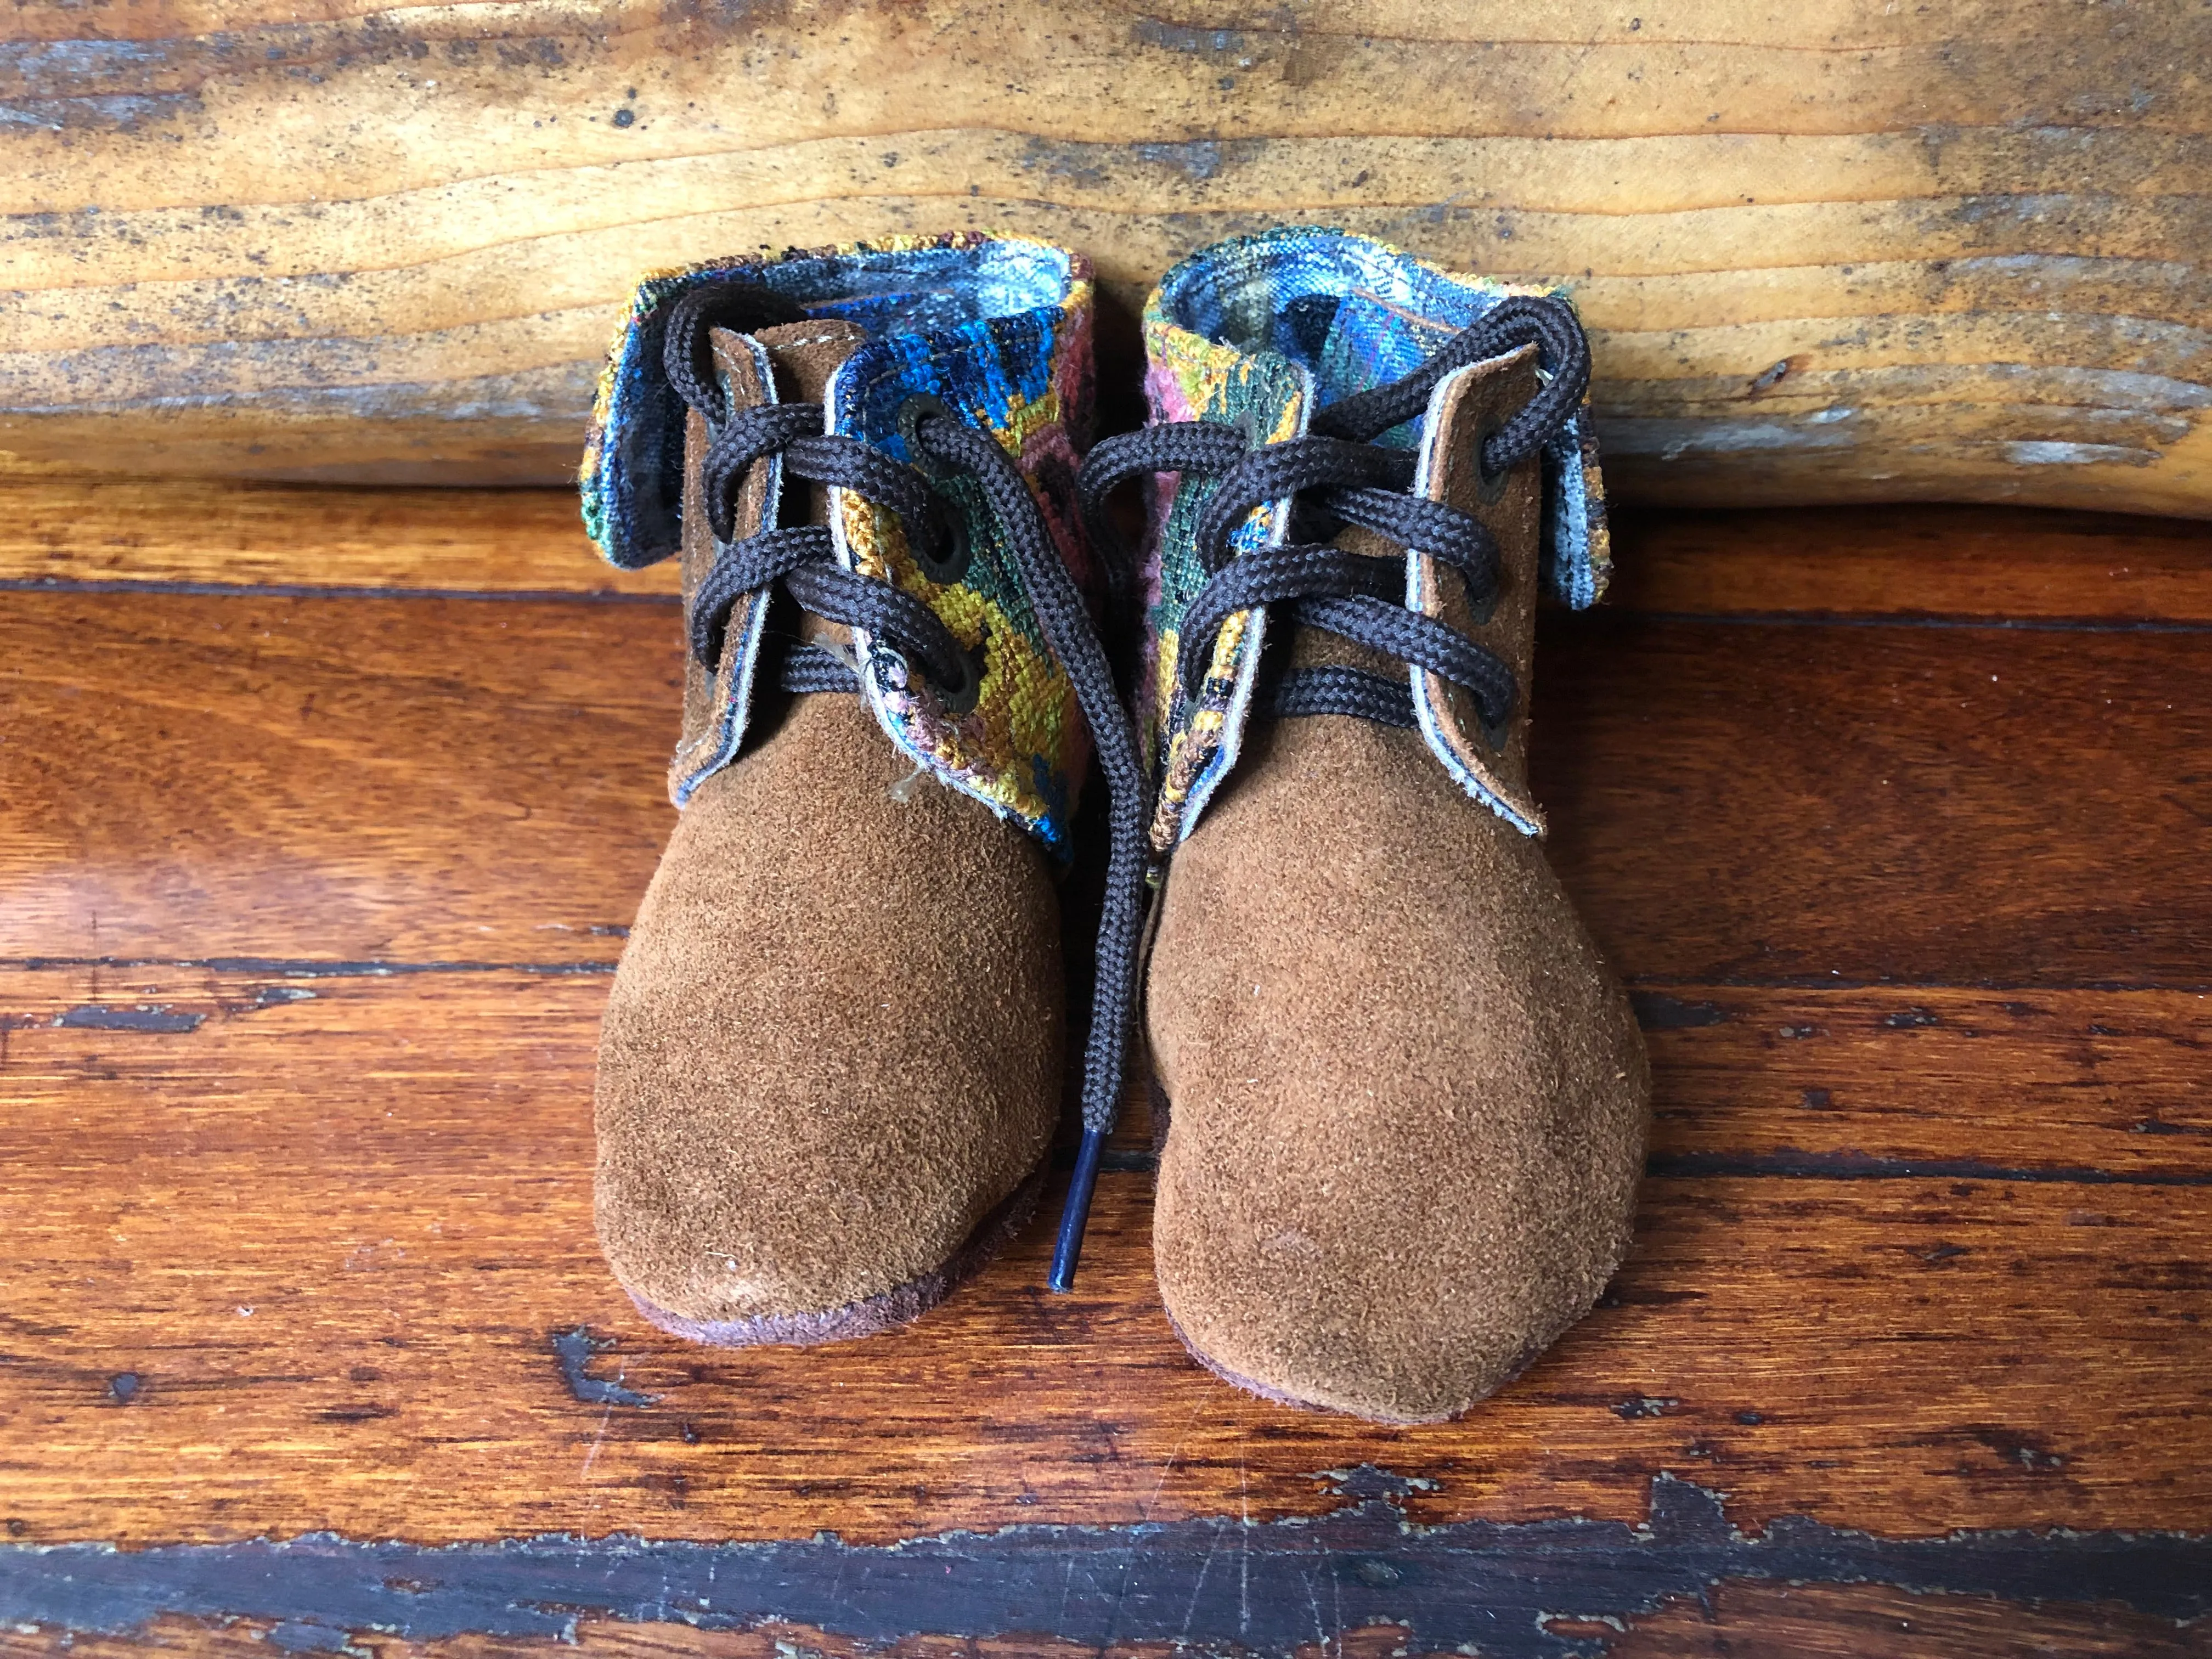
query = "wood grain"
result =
(1636, 985, 2212, 1177)
(1613, 1583, 2212, 1659)
(9, 461, 2207, 628)
(0, 589, 676, 966)
(2, 2, 2208, 511)
(1605, 506, 2212, 623)
(2, 975, 2208, 1547)
(1532, 609, 2212, 989)
(0, 465, 667, 597)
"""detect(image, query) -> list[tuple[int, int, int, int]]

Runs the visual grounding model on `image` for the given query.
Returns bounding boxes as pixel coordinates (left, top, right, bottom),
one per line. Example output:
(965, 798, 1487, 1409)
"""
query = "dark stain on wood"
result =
(0, 1474, 2202, 1655)
(550, 1327, 657, 1409)
(318, 1403, 399, 1425)
(1882, 1006, 1944, 1029)
(54, 1005, 205, 1033)
(1649, 1149, 2212, 1187)
(1629, 992, 1730, 1030)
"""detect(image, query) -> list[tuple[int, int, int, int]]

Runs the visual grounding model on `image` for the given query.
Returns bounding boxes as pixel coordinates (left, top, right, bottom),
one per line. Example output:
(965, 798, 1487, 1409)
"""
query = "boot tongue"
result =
(669, 319, 872, 804)
(751, 319, 868, 405)
(740, 320, 870, 653)
(1308, 294, 1456, 446)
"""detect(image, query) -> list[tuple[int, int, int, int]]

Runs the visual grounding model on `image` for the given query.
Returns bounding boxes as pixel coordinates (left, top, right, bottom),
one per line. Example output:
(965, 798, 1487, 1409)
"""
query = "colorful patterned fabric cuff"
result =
(579, 234, 1096, 855)
(1137, 227, 1610, 848)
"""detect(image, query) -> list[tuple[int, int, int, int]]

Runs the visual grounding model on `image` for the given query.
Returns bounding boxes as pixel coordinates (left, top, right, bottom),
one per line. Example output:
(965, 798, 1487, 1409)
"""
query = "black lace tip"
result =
(1048, 1129, 1107, 1292)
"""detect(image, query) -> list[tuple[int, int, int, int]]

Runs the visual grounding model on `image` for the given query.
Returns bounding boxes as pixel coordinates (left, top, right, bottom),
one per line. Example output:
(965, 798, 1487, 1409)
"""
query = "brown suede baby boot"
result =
(579, 235, 1146, 1344)
(1068, 229, 1650, 1421)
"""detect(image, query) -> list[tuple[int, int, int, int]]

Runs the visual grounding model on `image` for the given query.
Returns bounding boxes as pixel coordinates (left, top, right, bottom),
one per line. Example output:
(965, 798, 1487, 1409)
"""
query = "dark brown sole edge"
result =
(623, 1159, 1051, 1348)
(1159, 1300, 1462, 1426)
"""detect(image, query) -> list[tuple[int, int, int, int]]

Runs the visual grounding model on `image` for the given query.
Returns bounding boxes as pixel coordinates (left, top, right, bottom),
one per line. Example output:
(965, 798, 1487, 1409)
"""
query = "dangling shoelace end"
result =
(1048, 1127, 1109, 1291)
(907, 414, 1150, 1300)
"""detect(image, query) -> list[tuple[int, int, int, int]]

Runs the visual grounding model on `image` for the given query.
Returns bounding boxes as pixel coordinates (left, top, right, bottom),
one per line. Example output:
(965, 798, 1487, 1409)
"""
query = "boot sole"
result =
(622, 1158, 1049, 1347)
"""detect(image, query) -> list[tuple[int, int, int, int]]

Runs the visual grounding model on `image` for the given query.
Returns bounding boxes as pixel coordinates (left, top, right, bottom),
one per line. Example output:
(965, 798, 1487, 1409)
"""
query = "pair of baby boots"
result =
(579, 228, 1650, 1424)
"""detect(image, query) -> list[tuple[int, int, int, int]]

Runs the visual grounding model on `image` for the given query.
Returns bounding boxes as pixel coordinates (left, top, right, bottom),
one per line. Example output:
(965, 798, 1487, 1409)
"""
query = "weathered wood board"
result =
(1, 482, 2207, 1652)
(2, 2, 2209, 514)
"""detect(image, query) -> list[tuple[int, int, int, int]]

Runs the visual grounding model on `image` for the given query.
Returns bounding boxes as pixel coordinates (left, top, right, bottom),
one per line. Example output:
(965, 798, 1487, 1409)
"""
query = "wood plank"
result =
(0, 466, 664, 597)
(6, 970, 2201, 1188)
(8, 466, 2206, 630)
(1531, 609, 2212, 989)
(2, 498, 2205, 1652)
(1634, 985, 2212, 1178)
(1, 966, 2205, 1549)
(1606, 506, 2212, 624)
(0, 589, 678, 965)
(1609, 1582, 2212, 1659)
(1, 3, 2207, 512)
(7, 586, 2209, 981)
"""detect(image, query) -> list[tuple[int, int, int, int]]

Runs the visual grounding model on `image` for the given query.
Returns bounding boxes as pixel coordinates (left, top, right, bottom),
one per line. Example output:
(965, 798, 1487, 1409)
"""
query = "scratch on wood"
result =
(1, 1475, 2202, 1655)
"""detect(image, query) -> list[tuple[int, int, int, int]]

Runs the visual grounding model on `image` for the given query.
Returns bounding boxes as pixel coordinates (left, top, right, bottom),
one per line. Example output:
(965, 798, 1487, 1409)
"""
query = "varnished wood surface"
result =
(0, 488, 2206, 1652)
(5, 961, 2205, 1550)
(0, 465, 673, 598)
(12, 465, 2210, 624)
(7, 582, 2211, 978)
(2, 2, 2209, 512)
(1607, 505, 2212, 623)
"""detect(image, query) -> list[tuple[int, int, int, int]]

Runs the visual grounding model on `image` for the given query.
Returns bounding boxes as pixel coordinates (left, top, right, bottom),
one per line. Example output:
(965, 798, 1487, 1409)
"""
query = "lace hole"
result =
(914, 493, 973, 585)
(922, 640, 984, 716)
(896, 392, 957, 480)
(1459, 562, 1502, 629)
(1474, 416, 1511, 504)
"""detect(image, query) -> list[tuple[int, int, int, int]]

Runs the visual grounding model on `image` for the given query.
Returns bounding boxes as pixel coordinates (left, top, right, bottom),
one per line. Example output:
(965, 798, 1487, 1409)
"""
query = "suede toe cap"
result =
(1146, 711, 1650, 1422)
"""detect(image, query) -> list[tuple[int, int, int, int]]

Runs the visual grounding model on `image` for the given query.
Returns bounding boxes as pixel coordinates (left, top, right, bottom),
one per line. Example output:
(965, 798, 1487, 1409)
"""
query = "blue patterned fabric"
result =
(1152, 227, 1609, 608)
(583, 238, 1077, 573)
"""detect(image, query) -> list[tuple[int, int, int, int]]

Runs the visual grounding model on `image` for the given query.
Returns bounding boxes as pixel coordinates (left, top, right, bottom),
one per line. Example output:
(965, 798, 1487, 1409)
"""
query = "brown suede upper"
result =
(1145, 352, 1651, 1423)
(594, 322, 1062, 1338)
(595, 692, 1062, 1328)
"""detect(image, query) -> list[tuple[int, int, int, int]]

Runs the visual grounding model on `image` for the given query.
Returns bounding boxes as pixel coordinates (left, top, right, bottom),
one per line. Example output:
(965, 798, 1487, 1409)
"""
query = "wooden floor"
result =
(0, 467, 2207, 1656)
